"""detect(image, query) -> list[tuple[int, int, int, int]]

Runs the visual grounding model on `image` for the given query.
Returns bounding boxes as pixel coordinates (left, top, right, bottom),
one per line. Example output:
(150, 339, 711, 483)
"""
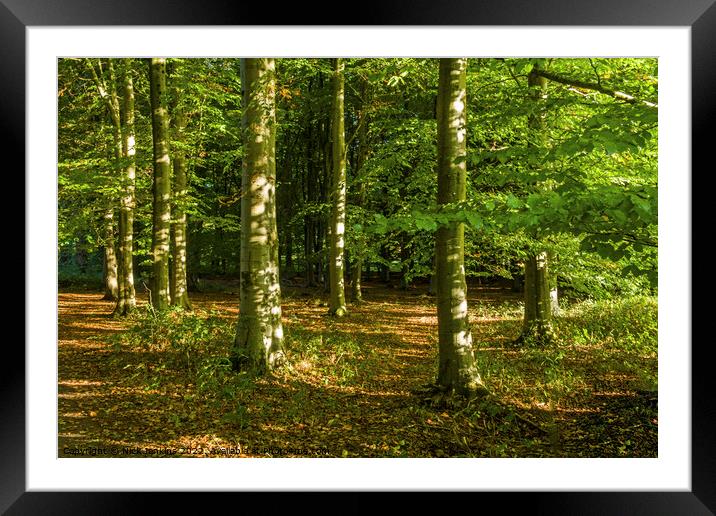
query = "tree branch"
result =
(86, 58, 122, 128)
(533, 69, 657, 109)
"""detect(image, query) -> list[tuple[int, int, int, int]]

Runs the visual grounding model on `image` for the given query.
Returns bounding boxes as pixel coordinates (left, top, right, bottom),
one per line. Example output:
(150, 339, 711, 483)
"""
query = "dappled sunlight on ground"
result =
(57, 282, 656, 458)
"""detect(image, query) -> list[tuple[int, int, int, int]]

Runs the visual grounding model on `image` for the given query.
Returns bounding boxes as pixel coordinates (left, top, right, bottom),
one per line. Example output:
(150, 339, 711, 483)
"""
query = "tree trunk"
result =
(435, 58, 482, 396)
(350, 78, 370, 304)
(114, 71, 136, 316)
(284, 229, 294, 277)
(549, 254, 559, 315)
(328, 58, 347, 317)
(232, 58, 285, 374)
(102, 204, 118, 300)
(516, 66, 555, 345)
(149, 57, 172, 311)
(171, 86, 192, 310)
(550, 286, 560, 316)
(305, 219, 315, 286)
(352, 259, 363, 303)
(518, 252, 555, 345)
(380, 244, 390, 283)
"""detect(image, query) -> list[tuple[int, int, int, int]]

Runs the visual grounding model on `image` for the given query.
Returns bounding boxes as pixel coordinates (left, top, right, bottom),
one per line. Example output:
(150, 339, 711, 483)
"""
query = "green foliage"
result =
(115, 306, 226, 367)
(556, 296, 657, 355)
(59, 56, 657, 299)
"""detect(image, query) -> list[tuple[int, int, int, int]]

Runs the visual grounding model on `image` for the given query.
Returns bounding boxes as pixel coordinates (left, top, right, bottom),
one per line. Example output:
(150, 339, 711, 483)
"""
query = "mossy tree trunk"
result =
(149, 57, 172, 311)
(114, 70, 137, 316)
(329, 58, 347, 317)
(435, 58, 482, 396)
(517, 66, 555, 345)
(232, 58, 285, 374)
(518, 252, 555, 345)
(170, 83, 192, 310)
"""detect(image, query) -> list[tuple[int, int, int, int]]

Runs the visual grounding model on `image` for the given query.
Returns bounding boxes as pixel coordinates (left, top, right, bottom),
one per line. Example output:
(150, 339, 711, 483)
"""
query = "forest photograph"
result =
(57, 56, 658, 459)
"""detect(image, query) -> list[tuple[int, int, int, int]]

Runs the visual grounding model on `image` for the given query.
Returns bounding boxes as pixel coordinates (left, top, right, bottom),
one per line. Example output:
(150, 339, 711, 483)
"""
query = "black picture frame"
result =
(7, 0, 711, 513)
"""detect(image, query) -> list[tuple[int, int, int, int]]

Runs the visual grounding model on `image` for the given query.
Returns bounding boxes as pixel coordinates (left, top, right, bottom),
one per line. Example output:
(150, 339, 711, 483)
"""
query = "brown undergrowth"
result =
(58, 282, 657, 458)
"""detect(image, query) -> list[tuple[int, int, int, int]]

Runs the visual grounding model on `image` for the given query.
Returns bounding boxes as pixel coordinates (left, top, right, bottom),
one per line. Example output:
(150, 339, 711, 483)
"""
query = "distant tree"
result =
(232, 58, 285, 374)
(349, 76, 371, 304)
(86, 59, 120, 301)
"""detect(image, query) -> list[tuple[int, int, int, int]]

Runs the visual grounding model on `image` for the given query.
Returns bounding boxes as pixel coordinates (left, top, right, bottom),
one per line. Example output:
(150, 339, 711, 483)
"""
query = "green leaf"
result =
(506, 194, 522, 210)
(630, 194, 651, 215)
(465, 211, 483, 230)
(604, 142, 620, 155)
(415, 216, 437, 232)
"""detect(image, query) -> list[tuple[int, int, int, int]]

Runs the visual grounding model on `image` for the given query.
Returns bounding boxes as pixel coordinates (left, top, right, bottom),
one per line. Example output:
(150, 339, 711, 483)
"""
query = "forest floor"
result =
(58, 280, 657, 458)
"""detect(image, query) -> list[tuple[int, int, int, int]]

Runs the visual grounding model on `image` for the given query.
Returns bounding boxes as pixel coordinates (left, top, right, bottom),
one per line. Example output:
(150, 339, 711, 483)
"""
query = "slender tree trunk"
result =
(351, 86, 370, 304)
(232, 58, 285, 374)
(549, 251, 559, 315)
(114, 71, 136, 316)
(352, 259, 363, 303)
(285, 230, 294, 277)
(517, 66, 555, 345)
(149, 58, 172, 310)
(102, 204, 118, 300)
(435, 58, 482, 396)
(329, 58, 347, 317)
(87, 59, 127, 305)
(380, 245, 390, 283)
(88, 59, 122, 302)
(305, 219, 315, 286)
(400, 239, 410, 290)
(171, 89, 192, 310)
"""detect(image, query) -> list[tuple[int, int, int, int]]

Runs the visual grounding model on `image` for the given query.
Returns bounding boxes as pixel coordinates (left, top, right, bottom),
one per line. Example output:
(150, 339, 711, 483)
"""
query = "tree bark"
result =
(517, 66, 555, 345)
(149, 58, 172, 311)
(102, 204, 118, 300)
(171, 79, 192, 310)
(518, 252, 555, 345)
(435, 58, 482, 396)
(114, 70, 136, 316)
(87, 59, 121, 302)
(329, 58, 348, 317)
(232, 58, 285, 374)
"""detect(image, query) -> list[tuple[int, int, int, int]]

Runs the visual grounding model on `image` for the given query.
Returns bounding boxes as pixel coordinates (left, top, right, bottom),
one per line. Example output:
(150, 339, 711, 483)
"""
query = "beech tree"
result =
(149, 57, 172, 311)
(232, 58, 286, 374)
(114, 67, 137, 316)
(515, 65, 555, 345)
(349, 79, 370, 303)
(170, 67, 192, 310)
(329, 58, 348, 316)
(87, 59, 121, 301)
(434, 58, 483, 396)
(59, 56, 657, 329)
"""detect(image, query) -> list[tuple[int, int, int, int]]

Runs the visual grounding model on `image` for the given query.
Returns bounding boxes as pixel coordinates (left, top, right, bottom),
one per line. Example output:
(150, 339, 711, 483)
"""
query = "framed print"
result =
(7, 0, 712, 513)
